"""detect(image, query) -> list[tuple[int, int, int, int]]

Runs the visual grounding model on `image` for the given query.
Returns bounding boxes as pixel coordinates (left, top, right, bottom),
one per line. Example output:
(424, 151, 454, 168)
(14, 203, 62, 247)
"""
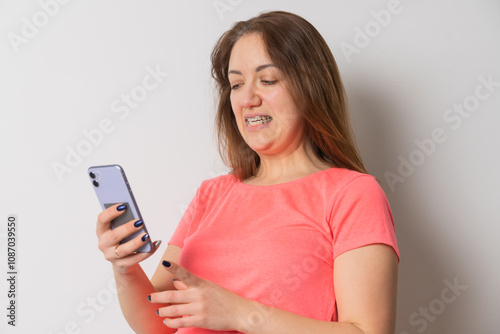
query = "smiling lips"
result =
(245, 115, 273, 126)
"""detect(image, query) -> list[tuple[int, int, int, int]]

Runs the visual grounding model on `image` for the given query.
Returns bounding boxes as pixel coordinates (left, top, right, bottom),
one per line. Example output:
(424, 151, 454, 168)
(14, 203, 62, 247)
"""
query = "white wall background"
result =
(1, 0, 499, 333)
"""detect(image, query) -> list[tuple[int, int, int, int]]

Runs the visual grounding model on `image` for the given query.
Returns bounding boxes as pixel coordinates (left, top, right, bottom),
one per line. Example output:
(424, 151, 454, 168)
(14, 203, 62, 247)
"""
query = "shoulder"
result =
(195, 173, 236, 203)
(312, 168, 382, 194)
(312, 168, 390, 210)
(335, 169, 382, 194)
(199, 173, 236, 190)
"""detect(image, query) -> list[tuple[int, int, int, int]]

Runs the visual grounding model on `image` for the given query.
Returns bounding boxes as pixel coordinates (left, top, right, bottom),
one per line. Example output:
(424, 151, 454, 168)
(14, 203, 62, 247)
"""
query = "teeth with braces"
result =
(246, 115, 273, 126)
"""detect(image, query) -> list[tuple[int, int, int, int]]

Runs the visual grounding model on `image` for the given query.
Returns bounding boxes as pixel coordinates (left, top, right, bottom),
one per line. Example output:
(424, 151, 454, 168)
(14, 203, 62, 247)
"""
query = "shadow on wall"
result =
(348, 85, 468, 334)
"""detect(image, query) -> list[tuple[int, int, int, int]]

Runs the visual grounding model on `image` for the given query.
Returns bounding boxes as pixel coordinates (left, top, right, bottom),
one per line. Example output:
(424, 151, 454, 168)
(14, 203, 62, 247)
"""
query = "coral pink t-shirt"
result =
(168, 167, 399, 333)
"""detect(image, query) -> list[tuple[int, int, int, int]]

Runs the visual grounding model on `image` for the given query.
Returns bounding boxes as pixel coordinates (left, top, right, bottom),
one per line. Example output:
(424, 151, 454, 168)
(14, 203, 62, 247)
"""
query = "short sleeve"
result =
(330, 175, 400, 262)
(168, 188, 200, 248)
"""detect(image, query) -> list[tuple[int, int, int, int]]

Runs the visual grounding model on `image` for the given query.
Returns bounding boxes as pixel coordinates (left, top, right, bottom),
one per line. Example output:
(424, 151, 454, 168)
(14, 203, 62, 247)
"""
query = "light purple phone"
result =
(88, 164, 153, 252)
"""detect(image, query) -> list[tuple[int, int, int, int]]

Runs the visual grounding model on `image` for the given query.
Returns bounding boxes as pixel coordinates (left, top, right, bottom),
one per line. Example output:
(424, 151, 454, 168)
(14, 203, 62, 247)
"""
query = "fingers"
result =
(108, 218, 147, 246)
(173, 279, 188, 291)
(150, 264, 243, 331)
(157, 303, 193, 319)
(112, 240, 162, 274)
(161, 261, 201, 288)
(148, 278, 189, 326)
(95, 204, 162, 275)
(113, 232, 151, 259)
(106, 233, 160, 263)
(150, 289, 194, 305)
(96, 203, 126, 236)
(97, 217, 147, 255)
(148, 263, 201, 305)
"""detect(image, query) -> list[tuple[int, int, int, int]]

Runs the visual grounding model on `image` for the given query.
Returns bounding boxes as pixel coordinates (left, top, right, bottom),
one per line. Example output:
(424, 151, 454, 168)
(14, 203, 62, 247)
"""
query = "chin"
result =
(247, 142, 273, 154)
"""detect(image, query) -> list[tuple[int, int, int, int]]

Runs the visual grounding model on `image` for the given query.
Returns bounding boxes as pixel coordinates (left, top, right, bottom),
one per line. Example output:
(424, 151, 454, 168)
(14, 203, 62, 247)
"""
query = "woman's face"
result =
(228, 33, 306, 158)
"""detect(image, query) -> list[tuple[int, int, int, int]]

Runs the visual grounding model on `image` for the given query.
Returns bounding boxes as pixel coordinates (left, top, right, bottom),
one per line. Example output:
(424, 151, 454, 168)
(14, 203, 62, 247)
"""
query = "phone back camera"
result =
(93, 180, 99, 187)
(89, 172, 96, 179)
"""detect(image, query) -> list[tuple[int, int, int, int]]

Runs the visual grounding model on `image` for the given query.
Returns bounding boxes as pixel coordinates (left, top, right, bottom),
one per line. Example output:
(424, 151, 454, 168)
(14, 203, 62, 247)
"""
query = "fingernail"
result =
(141, 234, 150, 242)
(153, 240, 162, 248)
(147, 295, 151, 301)
(173, 278, 180, 282)
(156, 309, 159, 316)
(134, 220, 143, 228)
(162, 260, 171, 268)
(117, 204, 126, 211)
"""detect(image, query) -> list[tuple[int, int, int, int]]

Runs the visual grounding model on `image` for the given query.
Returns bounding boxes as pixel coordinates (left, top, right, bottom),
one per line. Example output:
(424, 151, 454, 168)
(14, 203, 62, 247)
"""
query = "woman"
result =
(96, 11, 399, 334)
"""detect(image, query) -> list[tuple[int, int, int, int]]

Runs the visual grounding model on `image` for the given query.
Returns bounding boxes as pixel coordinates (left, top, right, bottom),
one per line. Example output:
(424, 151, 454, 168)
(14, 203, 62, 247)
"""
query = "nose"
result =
(240, 83, 262, 109)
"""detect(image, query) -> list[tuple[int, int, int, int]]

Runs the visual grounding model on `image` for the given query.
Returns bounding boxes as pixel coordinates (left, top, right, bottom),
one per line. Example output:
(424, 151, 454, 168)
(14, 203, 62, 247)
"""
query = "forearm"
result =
(236, 300, 365, 334)
(113, 264, 175, 334)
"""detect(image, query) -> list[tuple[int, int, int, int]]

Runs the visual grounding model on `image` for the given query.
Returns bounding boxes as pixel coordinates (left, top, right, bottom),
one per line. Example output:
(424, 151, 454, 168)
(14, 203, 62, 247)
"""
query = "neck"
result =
(246, 142, 331, 186)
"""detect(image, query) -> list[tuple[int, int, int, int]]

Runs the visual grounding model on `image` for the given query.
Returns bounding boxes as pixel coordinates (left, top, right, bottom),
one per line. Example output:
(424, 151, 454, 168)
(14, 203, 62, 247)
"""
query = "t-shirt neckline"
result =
(232, 167, 335, 188)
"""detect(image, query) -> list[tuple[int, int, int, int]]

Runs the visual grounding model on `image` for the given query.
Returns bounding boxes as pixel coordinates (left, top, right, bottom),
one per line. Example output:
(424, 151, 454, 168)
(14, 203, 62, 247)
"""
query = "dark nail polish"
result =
(117, 204, 126, 211)
(134, 220, 143, 228)
(173, 278, 180, 281)
(162, 260, 171, 268)
(156, 309, 159, 316)
(147, 295, 151, 301)
(141, 234, 149, 242)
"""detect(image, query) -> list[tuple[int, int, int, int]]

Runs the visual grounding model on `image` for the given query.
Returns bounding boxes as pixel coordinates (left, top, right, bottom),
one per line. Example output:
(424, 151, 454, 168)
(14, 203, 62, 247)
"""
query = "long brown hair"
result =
(211, 11, 367, 180)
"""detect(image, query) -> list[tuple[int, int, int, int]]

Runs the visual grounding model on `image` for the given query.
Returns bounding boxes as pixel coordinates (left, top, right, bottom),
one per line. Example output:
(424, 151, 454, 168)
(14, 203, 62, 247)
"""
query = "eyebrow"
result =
(228, 63, 276, 76)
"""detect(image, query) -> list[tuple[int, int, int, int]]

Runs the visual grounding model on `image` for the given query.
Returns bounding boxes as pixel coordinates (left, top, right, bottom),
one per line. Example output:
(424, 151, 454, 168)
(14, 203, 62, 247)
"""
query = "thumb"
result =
(162, 260, 201, 287)
(173, 278, 188, 290)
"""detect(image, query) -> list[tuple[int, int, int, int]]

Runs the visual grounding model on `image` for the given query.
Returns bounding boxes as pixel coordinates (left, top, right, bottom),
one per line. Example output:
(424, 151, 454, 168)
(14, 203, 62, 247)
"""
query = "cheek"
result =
(274, 103, 302, 128)
(230, 95, 240, 115)
(230, 101, 244, 131)
(266, 88, 298, 116)
(265, 89, 281, 104)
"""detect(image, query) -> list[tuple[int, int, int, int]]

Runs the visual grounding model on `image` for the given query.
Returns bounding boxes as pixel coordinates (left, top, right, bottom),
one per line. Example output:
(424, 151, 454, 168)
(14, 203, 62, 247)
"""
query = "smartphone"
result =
(88, 164, 153, 252)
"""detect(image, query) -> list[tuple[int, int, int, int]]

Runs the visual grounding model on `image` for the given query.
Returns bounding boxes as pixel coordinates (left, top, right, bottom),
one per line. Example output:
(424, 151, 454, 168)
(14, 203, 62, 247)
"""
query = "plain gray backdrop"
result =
(1, 1, 499, 333)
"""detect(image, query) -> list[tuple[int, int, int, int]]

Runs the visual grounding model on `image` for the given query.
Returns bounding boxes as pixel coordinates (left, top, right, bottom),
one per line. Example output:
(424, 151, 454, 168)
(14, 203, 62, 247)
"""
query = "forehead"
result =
(228, 33, 272, 69)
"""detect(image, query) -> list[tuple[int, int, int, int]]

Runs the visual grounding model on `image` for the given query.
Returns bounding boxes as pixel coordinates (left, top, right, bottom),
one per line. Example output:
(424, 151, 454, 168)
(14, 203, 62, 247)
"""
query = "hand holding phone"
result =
(89, 164, 153, 253)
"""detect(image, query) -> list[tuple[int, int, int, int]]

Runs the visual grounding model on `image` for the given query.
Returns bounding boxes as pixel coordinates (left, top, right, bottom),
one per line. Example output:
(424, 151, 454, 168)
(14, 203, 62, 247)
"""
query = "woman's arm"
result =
(238, 244, 398, 334)
(113, 263, 174, 334)
(113, 244, 183, 334)
(96, 204, 181, 334)
(151, 243, 398, 334)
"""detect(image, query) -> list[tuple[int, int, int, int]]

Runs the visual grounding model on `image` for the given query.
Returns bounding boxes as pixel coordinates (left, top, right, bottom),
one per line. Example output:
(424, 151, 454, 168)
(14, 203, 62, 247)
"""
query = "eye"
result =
(261, 80, 277, 85)
(230, 83, 242, 91)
